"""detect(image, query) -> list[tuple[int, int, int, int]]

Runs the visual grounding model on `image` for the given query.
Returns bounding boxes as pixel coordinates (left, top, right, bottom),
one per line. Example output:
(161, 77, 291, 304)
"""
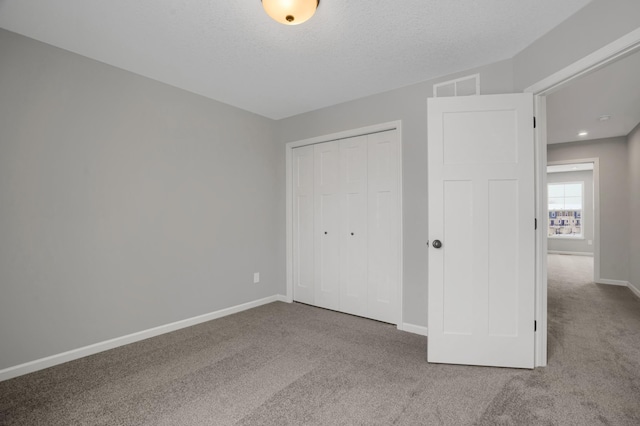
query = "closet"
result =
(292, 129, 400, 324)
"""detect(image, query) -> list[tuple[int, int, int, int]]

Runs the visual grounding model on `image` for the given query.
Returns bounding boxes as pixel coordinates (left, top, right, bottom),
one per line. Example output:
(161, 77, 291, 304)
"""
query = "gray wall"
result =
(547, 170, 594, 254)
(513, 0, 640, 91)
(628, 122, 640, 293)
(277, 60, 515, 327)
(547, 138, 629, 282)
(0, 29, 283, 370)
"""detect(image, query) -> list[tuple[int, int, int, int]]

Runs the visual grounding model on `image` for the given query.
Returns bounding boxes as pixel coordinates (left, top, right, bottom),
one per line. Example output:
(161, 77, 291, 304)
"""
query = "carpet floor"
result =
(1, 254, 639, 425)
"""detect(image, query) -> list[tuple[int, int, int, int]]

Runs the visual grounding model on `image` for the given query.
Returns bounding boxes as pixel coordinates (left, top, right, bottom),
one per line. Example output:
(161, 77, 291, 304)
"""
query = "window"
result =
(548, 182, 583, 238)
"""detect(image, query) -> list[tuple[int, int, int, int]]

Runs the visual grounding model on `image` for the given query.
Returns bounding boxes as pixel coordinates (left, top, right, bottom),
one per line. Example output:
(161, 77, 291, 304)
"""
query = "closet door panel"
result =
(340, 136, 368, 317)
(292, 146, 315, 304)
(314, 142, 341, 311)
(367, 131, 400, 324)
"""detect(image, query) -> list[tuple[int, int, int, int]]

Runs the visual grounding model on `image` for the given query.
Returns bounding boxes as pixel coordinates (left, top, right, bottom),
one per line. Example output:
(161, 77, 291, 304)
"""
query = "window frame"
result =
(547, 181, 584, 240)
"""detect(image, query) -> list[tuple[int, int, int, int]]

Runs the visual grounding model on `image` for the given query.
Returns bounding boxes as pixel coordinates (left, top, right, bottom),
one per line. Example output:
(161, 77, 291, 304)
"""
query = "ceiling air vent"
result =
(433, 74, 480, 97)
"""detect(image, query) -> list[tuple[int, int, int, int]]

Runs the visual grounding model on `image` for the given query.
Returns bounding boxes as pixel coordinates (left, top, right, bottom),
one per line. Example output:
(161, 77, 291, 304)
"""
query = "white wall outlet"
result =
(253, 272, 260, 284)
(588, 240, 593, 245)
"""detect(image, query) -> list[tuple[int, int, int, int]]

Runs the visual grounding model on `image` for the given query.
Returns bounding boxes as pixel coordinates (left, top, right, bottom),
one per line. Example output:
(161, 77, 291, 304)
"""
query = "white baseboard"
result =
(400, 323, 428, 336)
(597, 278, 630, 287)
(628, 282, 640, 299)
(0, 294, 287, 382)
(276, 294, 293, 303)
(547, 250, 593, 256)
(598, 279, 640, 299)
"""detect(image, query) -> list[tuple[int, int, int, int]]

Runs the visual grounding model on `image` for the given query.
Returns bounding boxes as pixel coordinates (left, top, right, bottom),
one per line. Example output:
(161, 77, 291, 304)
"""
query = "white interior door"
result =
(367, 130, 400, 324)
(427, 93, 535, 369)
(314, 141, 341, 310)
(292, 145, 315, 305)
(340, 136, 368, 317)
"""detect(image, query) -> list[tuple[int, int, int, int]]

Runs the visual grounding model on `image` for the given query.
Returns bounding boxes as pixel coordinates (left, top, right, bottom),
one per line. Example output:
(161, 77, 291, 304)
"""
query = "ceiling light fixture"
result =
(578, 131, 588, 137)
(262, 0, 319, 25)
(598, 115, 611, 121)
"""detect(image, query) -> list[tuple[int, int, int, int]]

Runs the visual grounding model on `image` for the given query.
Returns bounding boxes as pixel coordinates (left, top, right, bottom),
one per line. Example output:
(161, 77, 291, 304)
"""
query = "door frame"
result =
(284, 120, 404, 327)
(546, 158, 600, 278)
(526, 27, 640, 367)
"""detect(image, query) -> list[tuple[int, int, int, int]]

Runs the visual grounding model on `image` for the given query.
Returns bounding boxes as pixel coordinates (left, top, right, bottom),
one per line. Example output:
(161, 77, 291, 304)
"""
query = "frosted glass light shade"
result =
(262, 0, 319, 25)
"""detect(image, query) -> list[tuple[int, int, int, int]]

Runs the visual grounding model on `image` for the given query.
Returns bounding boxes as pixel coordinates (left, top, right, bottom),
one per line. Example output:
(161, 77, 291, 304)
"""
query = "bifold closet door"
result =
(292, 145, 315, 305)
(367, 130, 400, 324)
(339, 136, 368, 318)
(314, 141, 341, 311)
(292, 130, 400, 325)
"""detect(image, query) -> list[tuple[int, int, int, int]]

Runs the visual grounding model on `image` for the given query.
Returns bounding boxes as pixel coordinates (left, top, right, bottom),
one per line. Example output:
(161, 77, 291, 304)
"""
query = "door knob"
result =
(432, 240, 442, 249)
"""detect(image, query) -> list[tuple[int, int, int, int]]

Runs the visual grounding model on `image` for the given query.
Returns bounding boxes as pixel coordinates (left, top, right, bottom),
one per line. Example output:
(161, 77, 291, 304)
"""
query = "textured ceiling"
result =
(547, 49, 640, 144)
(0, 0, 592, 119)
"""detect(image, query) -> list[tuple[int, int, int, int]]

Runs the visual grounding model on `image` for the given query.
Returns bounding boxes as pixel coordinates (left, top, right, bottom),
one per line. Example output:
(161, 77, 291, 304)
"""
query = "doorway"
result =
(527, 27, 640, 367)
(546, 160, 598, 282)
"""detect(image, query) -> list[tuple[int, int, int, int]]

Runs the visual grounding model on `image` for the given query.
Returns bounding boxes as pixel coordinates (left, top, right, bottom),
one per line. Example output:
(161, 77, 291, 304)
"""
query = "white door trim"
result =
(525, 27, 640, 367)
(547, 158, 601, 282)
(526, 27, 640, 96)
(285, 121, 404, 328)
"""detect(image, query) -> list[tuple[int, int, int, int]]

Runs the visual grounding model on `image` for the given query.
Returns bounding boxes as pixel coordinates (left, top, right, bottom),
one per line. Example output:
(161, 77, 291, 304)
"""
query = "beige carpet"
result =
(1, 254, 639, 425)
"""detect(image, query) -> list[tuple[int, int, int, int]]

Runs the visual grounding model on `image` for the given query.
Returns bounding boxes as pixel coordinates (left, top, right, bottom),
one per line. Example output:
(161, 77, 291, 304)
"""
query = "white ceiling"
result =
(547, 49, 640, 144)
(0, 0, 592, 119)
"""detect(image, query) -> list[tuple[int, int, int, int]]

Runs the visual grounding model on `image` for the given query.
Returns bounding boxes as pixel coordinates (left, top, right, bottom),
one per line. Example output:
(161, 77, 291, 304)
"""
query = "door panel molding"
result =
(427, 94, 535, 369)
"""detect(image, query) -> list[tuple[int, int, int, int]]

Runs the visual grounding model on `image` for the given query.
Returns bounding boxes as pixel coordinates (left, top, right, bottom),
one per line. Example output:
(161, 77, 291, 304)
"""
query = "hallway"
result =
(546, 254, 640, 420)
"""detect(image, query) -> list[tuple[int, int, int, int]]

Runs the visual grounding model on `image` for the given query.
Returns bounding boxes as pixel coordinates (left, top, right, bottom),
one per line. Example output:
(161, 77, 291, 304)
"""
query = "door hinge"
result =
(535, 218, 537, 230)
(533, 117, 536, 128)
(534, 320, 537, 332)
